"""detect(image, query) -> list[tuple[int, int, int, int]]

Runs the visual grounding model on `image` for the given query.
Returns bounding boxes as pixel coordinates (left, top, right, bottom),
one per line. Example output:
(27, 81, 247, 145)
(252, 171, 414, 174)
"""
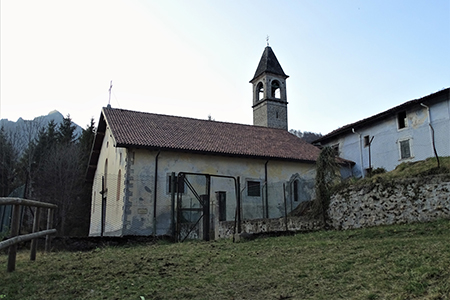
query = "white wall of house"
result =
(89, 143, 316, 237)
(321, 99, 450, 177)
(89, 125, 127, 236)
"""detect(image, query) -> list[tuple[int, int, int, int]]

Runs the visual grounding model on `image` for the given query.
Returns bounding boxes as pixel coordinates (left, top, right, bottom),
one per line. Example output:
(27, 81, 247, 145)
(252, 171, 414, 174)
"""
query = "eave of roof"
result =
(314, 87, 450, 144)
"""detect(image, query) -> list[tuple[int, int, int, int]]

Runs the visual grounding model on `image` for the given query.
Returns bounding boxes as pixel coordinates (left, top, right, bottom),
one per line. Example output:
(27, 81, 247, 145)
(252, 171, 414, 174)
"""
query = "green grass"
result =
(1, 219, 450, 299)
(340, 157, 450, 189)
(380, 156, 450, 178)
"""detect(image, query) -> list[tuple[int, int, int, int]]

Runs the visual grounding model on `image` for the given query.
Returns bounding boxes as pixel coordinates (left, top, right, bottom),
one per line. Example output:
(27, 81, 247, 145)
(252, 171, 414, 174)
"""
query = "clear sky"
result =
(1, 0, 449, 134)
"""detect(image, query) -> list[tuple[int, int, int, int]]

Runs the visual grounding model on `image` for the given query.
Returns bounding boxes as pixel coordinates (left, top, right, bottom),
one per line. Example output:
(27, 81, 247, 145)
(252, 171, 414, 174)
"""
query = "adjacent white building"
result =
(314, 88, 450, 177)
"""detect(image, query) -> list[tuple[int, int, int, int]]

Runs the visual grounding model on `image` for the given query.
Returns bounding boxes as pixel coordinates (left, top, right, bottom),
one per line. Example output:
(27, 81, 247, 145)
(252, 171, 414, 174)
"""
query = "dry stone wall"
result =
(328, 174, 450, 230)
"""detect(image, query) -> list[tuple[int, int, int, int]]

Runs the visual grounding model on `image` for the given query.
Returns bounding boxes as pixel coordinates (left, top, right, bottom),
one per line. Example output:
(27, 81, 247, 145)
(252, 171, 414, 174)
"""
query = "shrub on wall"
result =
(311, 147, 339, 224)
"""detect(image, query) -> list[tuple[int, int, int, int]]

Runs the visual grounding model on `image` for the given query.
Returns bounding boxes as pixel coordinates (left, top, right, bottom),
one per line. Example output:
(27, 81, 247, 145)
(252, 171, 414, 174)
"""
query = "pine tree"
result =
(57, 115, 77, 145)
(0, 127, 18, 196)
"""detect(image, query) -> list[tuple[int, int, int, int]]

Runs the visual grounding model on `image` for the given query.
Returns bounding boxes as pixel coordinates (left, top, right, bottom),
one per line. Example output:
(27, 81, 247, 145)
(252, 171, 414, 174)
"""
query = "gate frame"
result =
(174, 172, 241, 242)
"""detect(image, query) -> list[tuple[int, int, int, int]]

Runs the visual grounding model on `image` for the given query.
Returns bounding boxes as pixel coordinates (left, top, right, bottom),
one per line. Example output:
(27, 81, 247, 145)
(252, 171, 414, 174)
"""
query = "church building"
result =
(86, 46, 325, 240)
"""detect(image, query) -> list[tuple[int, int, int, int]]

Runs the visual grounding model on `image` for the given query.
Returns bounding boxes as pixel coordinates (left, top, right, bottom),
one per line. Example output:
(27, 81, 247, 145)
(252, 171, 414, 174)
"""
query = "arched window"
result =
(293, 179, 299, 202)
(257, 82, 264, 101)
(104, 159, 108, 190)
(116, 169, 121, 201)
(271, 80, 280, 99)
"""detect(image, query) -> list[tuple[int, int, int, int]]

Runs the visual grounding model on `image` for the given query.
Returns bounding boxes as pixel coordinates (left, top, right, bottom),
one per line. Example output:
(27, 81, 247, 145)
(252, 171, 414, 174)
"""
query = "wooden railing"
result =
(0, 198, 57, 272)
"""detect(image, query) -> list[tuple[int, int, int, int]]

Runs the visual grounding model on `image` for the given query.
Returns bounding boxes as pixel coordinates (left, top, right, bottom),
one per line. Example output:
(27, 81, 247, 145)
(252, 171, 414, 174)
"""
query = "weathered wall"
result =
(90, 145, 316, 237)
(328, 174, 450, 230)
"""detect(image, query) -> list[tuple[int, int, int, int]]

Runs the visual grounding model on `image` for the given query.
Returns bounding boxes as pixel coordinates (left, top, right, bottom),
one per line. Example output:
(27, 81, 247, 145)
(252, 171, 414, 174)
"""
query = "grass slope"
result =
(357, 157, 450, 183)
(1, 219, 450, 300)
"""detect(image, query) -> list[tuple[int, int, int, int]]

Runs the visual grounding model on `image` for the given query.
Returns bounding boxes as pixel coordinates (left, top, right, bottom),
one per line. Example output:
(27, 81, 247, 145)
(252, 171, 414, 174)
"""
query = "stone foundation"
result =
(218, 215, 323, 239)
(328, 174, 450, 230)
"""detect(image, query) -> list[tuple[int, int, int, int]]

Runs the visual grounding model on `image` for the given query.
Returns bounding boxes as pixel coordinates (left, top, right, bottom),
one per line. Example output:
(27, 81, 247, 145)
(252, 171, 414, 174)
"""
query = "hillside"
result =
(1, 219, 449, 299)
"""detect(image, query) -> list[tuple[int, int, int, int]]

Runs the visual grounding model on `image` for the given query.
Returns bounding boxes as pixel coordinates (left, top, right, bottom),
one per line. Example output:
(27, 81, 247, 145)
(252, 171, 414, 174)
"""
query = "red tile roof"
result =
(103, 107, 320, 162)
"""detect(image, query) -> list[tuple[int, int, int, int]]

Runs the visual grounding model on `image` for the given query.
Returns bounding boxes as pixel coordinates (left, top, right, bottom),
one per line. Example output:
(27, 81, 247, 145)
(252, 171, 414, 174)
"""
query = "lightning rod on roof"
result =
(266, 35, 270, 46)
(108, 80, 113, 108)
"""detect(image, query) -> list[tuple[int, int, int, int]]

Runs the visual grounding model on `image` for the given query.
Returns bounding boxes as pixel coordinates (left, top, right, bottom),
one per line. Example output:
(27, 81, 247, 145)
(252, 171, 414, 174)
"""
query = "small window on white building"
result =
(247, 181, 261, 197)
(399, 139, 411, 159)
(364, 135, 370, 147)
(397, 111, 407, 129)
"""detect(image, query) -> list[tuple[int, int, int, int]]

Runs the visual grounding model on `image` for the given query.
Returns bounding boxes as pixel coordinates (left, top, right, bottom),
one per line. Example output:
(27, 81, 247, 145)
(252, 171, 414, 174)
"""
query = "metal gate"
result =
(175, 172, 240, 242)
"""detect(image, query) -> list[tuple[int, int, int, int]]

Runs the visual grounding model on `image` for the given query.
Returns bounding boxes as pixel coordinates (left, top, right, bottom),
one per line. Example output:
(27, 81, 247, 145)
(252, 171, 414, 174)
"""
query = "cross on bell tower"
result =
(250, 45, 289, 130)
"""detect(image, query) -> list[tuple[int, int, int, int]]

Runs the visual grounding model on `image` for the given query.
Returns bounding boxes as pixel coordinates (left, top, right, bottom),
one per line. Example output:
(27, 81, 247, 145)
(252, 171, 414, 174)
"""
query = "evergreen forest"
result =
(0, 116, 95, 236)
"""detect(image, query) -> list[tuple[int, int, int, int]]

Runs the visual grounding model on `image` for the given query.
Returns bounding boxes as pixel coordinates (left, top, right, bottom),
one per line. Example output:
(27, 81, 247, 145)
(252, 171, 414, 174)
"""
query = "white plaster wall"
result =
(89, 126, 127, 236)
(322, 100, 450, 177)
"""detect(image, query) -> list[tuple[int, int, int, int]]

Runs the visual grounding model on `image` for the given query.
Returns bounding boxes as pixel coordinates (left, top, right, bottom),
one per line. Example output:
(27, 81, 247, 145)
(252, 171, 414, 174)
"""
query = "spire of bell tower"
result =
(250, 46, 289, 130)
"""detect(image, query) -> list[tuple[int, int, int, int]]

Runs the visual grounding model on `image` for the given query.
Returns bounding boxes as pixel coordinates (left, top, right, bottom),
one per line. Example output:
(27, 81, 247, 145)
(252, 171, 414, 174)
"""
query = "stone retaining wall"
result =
(218, 216, 323, 239)
(328, 174, 450, 230)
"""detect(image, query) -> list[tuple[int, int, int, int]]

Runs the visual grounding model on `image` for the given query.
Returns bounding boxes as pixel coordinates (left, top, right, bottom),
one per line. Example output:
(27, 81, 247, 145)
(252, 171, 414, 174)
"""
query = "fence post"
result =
(30, 207, 41, 261)
(45, 208, 54, 252)
(7, 204, 21, 272)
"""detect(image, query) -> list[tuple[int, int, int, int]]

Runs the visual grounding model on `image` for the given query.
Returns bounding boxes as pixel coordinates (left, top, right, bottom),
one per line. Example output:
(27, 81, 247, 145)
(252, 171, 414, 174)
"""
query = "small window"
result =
(168, 175, 185, 194)
(398, 111, 407, 129)
(271, 80, 281, 99)
(247, 181, 261, 197)
(293, 180, 299, 202)
(364, 135, 370, 147)
(104, 159, 108, 193)
(257, 82, 264, 101)
(400, 139, 411, 159)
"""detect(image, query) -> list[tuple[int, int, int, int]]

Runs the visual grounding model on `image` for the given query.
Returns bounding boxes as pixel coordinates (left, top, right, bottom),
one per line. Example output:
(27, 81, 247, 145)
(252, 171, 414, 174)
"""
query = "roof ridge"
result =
(102, 106, 289, 132)
(314, 87, 450, 142)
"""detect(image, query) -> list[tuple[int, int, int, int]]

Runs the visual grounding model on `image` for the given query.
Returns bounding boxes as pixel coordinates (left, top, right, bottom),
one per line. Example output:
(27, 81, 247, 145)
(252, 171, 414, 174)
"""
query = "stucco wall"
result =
(90, 145, 317, 237)
(328, 174, 450, 230)
(89, 126, 127, 236)
(321, 99, 450, 177)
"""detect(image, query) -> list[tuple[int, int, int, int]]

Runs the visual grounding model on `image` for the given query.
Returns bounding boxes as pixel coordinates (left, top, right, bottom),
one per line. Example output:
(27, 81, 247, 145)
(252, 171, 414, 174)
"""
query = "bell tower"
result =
(250, 46, 289, 130)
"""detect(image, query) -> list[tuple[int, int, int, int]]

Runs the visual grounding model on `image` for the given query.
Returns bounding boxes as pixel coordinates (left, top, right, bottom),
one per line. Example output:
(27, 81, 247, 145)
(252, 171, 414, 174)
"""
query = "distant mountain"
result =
(0, 110, 83, 151)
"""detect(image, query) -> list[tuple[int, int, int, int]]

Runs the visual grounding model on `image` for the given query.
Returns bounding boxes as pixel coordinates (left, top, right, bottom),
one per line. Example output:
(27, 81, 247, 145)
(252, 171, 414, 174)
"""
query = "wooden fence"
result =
(0, 198, 57, 272)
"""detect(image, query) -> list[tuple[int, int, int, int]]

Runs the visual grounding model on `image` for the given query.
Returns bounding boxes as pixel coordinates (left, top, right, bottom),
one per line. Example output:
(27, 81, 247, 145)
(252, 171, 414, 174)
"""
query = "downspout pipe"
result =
(264, 160, 269, 219)
(352, 128, 365, 178)
(153, 150, 161, 236)
(421, 103, 434, 155)
(421, 103, 440, 167)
